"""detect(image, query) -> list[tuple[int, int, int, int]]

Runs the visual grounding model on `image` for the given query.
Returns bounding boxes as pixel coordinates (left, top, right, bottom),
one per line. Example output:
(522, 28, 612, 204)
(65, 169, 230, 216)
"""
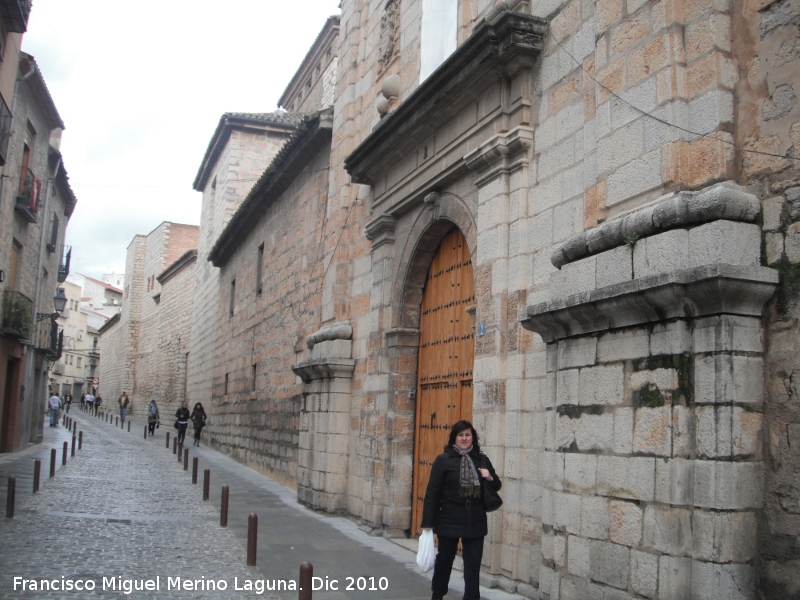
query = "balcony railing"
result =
(0, 0, 32, 32)
(14, 168, 41, 223)
(33, 318, 62, 360)
(1, 290, 33, 339)
(0, 95, 11, 166)
(58, 246, 71, 283)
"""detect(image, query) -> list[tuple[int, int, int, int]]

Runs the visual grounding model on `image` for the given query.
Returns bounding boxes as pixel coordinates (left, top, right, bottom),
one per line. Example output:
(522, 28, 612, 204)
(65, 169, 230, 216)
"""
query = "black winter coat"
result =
(420, 446, 501, 539)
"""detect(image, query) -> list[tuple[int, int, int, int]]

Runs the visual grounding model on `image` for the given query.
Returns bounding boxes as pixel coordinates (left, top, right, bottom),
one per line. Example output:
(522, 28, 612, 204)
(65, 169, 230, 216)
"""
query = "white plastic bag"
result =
(416, 528, 435, 572)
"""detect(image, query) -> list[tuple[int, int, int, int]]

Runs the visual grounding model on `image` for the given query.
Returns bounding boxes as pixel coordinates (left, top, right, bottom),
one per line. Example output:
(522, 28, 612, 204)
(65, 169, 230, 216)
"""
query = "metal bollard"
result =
(127, 420, 131, 432)
(78, 431, 83, 449)
(33, 459, 40, 493)
(166, 432, 170, 448)
(71, 434, 76, 457)
(116, 417, 118, 427)
(50, 449, 56, 477)
(173, 438, 177, 455)
(144, 426, 148, 440)
(299, 562, 314, 600)
(203, 469, 210, 501)
(192, 457, 198, 484)
(221, 486, 229, 527)
(183, 448, 189, 470)
(6, 475, 15, 518)
(62, 441, 68, 466)
(247, 513, 258, 566)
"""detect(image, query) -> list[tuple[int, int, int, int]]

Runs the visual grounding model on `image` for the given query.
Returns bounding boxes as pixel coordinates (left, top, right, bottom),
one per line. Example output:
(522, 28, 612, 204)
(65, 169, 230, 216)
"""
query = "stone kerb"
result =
(521, 180, 776, 599)
(291, 322, 354, 514)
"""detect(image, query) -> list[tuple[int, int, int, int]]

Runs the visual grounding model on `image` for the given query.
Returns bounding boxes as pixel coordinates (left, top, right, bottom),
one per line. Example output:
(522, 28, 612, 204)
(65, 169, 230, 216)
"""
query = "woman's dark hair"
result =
(194, 402, 203, 410)
(446, 420, 480, 452)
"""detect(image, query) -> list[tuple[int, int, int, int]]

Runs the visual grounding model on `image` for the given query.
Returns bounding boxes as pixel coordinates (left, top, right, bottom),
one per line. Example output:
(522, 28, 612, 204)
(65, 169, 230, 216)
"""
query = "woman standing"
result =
(175, 401, 190, 445)
(147, 400, 160, 436)
(190, 402, 207, 447)
(421, 420, 501, 600)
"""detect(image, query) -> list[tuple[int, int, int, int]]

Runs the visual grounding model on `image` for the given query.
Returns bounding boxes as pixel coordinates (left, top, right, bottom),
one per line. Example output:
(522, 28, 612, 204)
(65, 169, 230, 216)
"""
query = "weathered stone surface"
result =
(589, 540, 629, 589)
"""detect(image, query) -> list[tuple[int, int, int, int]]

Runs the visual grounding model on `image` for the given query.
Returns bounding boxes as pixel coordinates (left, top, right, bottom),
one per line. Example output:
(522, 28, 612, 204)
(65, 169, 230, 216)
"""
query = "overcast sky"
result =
(22, 0, 341, 283)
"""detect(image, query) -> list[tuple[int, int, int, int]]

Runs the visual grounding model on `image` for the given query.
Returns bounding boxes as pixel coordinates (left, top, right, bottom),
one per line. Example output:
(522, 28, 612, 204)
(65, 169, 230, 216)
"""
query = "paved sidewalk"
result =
(0, 410, 526, 600)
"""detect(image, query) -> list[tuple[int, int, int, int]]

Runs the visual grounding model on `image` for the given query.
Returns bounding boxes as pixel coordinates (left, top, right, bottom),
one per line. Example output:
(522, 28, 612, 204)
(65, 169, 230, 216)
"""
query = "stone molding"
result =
(551, 182, 762, 269)
(291, 358, 355, 383)
(344, 9, 546, 185)
(464, 126, 533, 186)
(364, 214, 398, 249)
(384, 327, 420, 347)
(305, 320, 353, 349)
(520, 264, 778, 342)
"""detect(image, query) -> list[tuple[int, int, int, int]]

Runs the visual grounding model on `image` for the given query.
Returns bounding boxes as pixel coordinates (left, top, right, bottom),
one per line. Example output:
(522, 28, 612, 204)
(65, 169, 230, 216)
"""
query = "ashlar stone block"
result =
(650, 320, 692, 355)
(688, 221, 761, 269)
(690, 561, 755, 600)
(609, 499, 643, 547)
(581, 494, 610, 540)
(559, 336, 598, 368)
(597, 455, 655, 501)
(633, 407, 673, 456)
(598, 327, 650, 362)
(693, 460, 763, 510)
(580, 364, 625, 405)
(630, 549, 658, 598)
(568, 535, 591, 578)
(643, 504, 692, 556)
(589, 540, 629, 589)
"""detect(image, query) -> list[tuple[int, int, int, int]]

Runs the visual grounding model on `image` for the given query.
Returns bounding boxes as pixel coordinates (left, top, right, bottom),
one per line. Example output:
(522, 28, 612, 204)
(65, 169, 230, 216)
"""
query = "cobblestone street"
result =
(0, 411, 523, 600)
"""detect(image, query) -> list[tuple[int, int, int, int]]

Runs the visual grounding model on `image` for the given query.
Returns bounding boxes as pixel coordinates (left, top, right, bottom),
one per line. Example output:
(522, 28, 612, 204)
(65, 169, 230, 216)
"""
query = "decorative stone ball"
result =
(381, 74, 401, 100)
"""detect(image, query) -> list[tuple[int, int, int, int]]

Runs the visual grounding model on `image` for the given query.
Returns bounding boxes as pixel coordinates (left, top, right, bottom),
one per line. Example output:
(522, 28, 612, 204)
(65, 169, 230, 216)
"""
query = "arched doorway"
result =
(411, 227, 476, 536)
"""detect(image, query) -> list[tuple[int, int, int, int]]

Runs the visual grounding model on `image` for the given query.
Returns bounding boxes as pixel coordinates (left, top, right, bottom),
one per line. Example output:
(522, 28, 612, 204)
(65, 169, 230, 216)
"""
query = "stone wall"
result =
(186, 124, 295, 417)
(210, 137, 330, 484)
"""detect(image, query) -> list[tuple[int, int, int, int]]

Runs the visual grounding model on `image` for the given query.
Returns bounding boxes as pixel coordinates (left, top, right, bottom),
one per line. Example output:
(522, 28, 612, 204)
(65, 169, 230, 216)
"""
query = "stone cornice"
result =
(384, 327, 420, 348)
(520, 264, 779, 343)
(157, 249, 198, 285)
(551, 182, 761, 269)
(464, 126, 533, 185)
(306, 320, 352, 349)
(344, 9, 546, 185)
(291, 358, 356, 383)
(364, 214, 398, 249)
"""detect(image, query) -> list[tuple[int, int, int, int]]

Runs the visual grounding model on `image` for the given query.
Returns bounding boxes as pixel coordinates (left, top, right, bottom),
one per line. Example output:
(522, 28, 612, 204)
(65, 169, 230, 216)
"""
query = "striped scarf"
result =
(453, 445, 481, 498)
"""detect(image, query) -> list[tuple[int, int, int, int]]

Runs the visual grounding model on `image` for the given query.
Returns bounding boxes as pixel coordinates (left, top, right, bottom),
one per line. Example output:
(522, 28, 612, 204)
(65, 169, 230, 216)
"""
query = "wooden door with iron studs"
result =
(411, 227, 476, 537)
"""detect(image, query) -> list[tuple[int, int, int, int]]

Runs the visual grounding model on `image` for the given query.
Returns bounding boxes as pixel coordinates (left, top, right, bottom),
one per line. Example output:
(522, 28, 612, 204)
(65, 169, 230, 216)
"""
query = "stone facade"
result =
(0, 52, 74, 452)
(115, 0, 800, 597)
(185, 113, 302, 434)
(98, 222, 198, 416)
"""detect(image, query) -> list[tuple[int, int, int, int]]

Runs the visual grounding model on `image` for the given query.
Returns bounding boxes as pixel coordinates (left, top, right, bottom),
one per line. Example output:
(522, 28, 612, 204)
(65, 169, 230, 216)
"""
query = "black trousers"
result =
(148, 421, 157, 435)
(177, 423, 188, 443)
(431, 535, 484, 600)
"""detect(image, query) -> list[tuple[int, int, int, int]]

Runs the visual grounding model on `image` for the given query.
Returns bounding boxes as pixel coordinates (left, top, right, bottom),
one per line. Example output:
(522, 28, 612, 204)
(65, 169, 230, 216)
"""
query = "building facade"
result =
(108, 0, 800, 597)
(0, 49, 74, 453)
(98, 222, 198, 416)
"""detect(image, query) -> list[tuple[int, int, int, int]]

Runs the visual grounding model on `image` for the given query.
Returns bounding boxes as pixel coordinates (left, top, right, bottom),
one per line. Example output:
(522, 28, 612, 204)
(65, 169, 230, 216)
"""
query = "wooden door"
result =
(411, 227, 475, 536)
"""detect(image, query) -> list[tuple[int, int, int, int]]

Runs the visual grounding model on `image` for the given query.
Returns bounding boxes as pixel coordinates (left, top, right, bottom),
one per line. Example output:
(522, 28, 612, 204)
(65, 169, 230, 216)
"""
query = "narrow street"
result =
(0, 411, 523, 599)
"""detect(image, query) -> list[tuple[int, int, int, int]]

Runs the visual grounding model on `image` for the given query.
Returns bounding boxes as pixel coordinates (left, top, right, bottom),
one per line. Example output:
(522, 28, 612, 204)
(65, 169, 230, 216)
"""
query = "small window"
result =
(224, 373, 229, 395)
(77, 357, 81, 368)
(229, 279, 236, 318)
(251, 364, 257, 392)
(256, 244, 264, 296)
(47, 214, 59, 252)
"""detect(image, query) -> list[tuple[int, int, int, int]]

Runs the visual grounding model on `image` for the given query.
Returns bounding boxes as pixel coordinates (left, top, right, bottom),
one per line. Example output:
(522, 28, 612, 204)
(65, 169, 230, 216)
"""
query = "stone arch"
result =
(393, 192, 477, 330)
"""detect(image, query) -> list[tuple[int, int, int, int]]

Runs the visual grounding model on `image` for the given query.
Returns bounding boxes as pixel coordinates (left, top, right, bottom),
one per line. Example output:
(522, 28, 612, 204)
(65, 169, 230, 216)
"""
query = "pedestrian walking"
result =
(175, 401, 190, 444)
(95, 396, 103, 415)
(48, 393, 62, 427)
(421, 420, 502, 600)
(64, 392, 72, 413)
(80, 393, 85, 409)
(147, 400, 160, 436)
(85, 392, 95, 414)
(119, 391, 130, 423)
(190, 402, 207, 447)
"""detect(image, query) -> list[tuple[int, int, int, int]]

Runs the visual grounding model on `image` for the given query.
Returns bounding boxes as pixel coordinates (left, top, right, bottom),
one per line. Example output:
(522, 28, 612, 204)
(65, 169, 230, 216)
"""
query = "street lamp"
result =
(36, 287, 68, 322)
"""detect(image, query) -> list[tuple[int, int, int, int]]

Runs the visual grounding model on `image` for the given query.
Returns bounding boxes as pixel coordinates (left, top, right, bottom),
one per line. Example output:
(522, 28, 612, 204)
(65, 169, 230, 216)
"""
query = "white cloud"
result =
(23, 0, 341, 278)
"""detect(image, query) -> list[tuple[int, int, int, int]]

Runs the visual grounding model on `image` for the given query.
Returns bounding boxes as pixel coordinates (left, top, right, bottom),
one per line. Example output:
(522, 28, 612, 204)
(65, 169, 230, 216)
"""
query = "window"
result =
(251, 364, 257, 392)
(256, 244, 264, 296)
(224, 373, 229, 395)
(77, 357, 81, 368)
(229, 278, 235, 318)
(419, 0, 458, 81)
(47, 213, 58, 252)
